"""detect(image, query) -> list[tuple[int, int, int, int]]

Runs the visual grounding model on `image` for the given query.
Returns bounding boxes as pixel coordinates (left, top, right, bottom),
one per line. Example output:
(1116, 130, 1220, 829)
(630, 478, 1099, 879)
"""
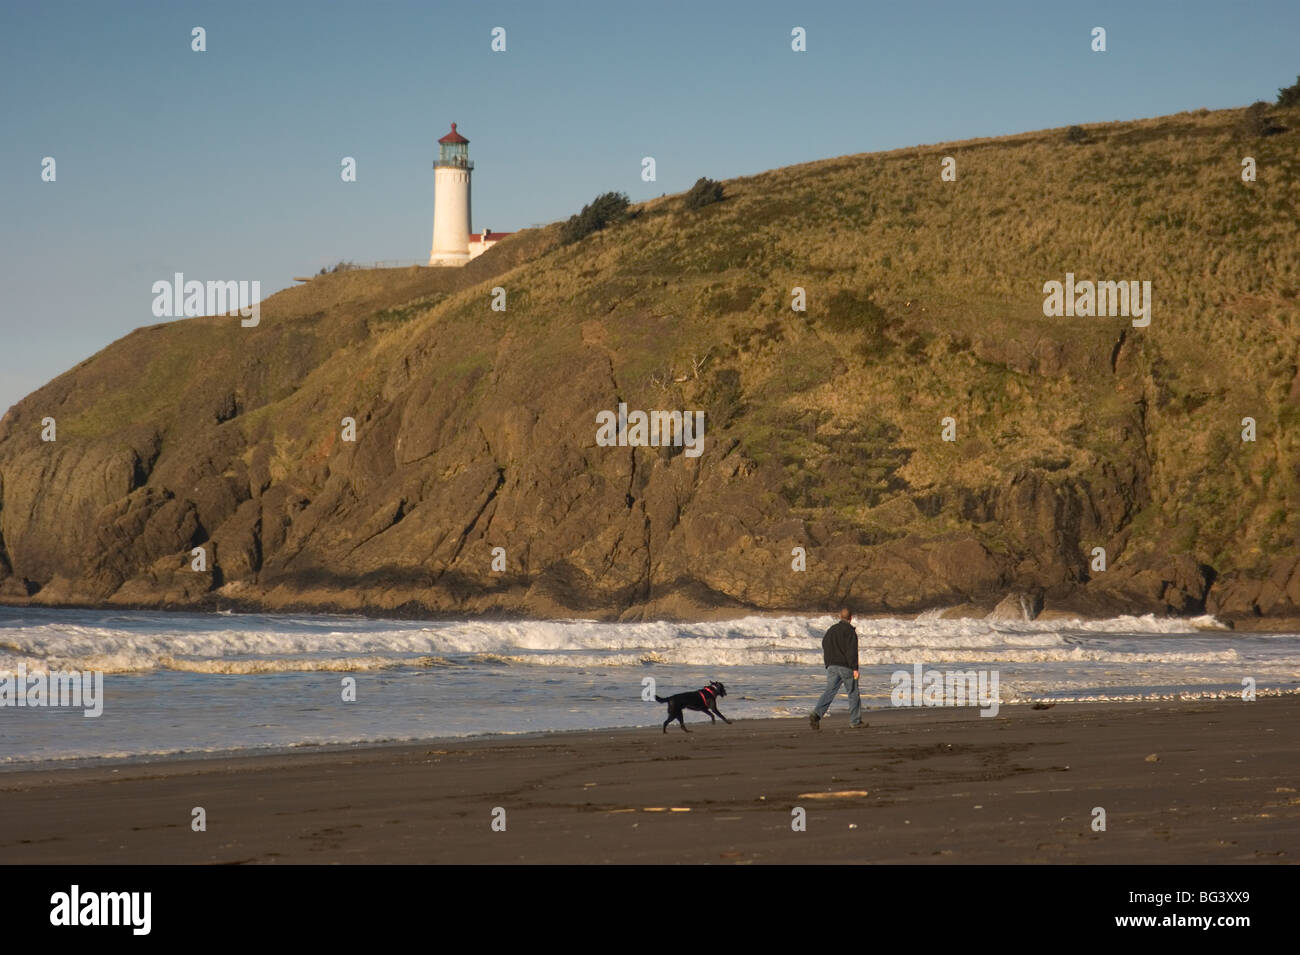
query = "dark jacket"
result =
(822, 620, 859, 671)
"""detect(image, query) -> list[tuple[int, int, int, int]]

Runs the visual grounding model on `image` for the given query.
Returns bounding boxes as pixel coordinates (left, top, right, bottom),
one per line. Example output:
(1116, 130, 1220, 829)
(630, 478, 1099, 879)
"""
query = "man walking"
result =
(810, 608, 864, 730)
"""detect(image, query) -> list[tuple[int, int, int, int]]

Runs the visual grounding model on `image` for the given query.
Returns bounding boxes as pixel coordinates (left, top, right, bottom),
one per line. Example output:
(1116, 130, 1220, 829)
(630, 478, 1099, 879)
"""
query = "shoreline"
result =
(5, 687, 1299, 776)
(3, 697, 1297, 864)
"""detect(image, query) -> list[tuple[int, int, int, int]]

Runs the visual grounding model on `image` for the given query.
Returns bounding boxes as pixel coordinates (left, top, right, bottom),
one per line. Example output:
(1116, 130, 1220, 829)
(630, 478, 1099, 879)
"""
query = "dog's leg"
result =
(663, 715, 671, 734)
(677, 709, 689, 732)
(712, 706, 732, 724)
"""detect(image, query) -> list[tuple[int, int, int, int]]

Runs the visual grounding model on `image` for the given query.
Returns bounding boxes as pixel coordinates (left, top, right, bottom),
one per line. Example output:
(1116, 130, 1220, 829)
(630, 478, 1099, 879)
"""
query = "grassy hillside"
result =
(2, 101, 1298, 622)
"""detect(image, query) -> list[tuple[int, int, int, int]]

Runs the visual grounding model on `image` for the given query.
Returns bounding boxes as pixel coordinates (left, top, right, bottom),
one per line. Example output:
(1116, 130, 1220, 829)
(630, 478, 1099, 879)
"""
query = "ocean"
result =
(1, 606, 1297, 767)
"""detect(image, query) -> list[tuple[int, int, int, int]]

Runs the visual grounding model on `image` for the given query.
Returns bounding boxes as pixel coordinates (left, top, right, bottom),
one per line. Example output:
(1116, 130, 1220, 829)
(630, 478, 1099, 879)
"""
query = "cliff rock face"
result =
(3, 105, 1298, 623)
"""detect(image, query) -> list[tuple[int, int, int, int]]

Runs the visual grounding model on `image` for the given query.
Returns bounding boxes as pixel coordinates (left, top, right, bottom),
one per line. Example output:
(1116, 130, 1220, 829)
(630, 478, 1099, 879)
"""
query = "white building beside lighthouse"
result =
(428, 123, 511, 267)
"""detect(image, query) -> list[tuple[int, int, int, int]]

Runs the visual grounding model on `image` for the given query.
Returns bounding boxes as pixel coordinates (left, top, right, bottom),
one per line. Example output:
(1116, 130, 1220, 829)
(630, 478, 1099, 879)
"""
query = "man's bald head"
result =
(839, 608, 852, 622)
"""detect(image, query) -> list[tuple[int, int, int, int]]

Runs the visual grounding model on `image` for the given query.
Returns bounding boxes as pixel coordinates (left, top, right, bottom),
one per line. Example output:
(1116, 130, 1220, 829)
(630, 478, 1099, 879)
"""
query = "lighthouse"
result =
(429, 122, 473, 266)
(428, 123, 513, 266)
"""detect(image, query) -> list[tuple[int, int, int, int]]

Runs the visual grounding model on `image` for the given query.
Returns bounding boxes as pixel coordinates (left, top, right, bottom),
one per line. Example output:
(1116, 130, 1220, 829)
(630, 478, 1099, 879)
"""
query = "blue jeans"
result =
(813, 665, 862, 726)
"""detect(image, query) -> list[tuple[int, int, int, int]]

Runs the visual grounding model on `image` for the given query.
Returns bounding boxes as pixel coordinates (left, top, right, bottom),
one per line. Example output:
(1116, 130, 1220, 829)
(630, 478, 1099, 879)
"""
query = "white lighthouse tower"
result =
(429, 122, 473, 266)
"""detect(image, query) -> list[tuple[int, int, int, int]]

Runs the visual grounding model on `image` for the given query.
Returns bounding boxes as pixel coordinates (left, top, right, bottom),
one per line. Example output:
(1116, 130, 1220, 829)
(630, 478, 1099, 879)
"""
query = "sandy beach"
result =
(1, 696, 1296, 864)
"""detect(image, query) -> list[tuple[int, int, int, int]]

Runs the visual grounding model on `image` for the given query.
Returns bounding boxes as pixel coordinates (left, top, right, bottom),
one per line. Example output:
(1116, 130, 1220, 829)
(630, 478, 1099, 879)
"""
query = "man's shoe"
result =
(850, 722, 868, 729)
(809, 713, 820, 731)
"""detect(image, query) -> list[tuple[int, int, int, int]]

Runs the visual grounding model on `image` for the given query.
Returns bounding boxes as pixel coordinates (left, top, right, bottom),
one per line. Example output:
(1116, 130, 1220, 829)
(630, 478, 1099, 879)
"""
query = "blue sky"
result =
(2, 0, 1297, 412)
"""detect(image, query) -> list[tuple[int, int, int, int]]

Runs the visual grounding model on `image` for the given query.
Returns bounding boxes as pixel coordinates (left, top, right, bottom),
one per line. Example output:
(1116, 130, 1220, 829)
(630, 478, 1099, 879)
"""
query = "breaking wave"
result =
(0, 610, 1275, 675)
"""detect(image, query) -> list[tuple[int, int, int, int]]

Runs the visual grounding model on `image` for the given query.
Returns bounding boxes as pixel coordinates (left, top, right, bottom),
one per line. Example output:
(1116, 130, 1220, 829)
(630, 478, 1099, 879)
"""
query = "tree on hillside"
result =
(1065, 125, 1088, 144)
(1278, 75, 1300, 107)
(561, 191, 631, 244)
(684, 177, 725, 210)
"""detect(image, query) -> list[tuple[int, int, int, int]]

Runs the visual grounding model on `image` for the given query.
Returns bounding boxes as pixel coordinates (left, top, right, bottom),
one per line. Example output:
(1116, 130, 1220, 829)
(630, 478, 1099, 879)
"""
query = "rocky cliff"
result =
(3, 104, 1299, 624)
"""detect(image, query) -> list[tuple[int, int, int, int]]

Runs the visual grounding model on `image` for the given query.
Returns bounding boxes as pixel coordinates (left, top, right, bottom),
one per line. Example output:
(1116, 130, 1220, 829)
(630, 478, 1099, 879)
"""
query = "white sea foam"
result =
(156, 654, 457, 674)
(0, 611, 1259, 675)
(478, 645, 1244, 668)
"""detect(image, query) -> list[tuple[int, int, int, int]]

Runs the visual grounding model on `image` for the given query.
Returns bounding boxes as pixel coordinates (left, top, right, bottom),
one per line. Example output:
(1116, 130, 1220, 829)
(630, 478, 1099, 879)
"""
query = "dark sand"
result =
(2, 698, 1296, 864)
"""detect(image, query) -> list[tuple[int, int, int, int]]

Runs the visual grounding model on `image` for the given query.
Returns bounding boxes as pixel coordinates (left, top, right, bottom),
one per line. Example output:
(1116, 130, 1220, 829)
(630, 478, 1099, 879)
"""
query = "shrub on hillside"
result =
(1239, 101, 1268, 136)
(1065, 125, 1088, 144)
(826, 289, 896, 354)
(561, 191, 631, 244)
(684, 177, 725, 210)
(1238, 101, 1285, 137)
(1278, 75, 1300, 107)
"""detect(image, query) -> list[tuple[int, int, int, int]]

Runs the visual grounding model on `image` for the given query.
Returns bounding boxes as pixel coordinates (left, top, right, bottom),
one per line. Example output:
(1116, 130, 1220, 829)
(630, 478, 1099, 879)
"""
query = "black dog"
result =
(656, 681, 731, 733)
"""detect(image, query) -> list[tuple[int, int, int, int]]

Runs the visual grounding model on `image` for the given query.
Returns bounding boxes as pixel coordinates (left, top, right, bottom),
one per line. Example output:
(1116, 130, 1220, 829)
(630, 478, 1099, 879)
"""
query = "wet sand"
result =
(1, 697, 1297, 864)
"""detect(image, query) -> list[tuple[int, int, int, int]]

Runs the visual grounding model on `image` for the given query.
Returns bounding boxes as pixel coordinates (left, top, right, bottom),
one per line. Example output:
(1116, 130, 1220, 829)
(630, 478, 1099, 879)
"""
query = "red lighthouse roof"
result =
(438, 122, 469, 144)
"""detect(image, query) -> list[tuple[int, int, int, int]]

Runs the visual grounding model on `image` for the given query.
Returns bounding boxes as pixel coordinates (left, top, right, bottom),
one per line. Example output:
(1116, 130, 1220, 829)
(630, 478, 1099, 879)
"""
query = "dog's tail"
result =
(654, 695, 668, 703)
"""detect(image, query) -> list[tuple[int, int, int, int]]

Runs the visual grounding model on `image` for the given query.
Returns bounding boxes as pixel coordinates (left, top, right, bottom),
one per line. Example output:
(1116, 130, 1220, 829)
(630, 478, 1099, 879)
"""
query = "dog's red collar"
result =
(699, 687, 716, 705)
